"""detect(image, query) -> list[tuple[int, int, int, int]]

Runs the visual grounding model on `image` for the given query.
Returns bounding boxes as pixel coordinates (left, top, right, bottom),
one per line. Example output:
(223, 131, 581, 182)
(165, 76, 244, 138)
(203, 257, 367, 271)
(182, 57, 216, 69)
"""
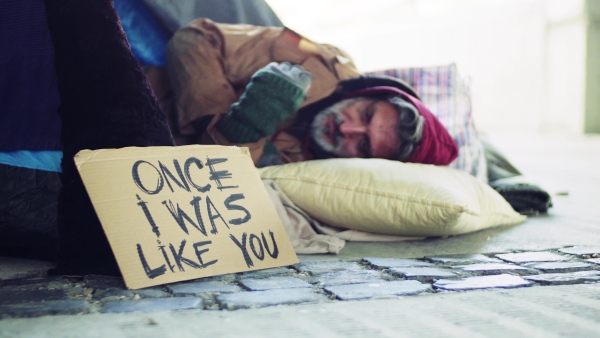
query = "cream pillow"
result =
(258, 159, 525, 237)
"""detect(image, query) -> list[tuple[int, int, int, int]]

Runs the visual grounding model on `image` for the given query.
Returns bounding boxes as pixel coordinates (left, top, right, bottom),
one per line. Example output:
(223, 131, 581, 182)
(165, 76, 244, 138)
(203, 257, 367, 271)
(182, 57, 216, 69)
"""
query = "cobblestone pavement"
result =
(3, 134, 598, 336)
(1, 246, 600, 319)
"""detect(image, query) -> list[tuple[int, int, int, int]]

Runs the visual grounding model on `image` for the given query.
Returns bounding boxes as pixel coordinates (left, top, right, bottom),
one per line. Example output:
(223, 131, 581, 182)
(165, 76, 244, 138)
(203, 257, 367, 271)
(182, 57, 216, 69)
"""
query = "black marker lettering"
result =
(193, 241, 218, 268)
(262, 230, 279, 259)
(132, 160, 163, 195)
(169, 240, 202, 271)
(159, 160, 190, 193)
(230, 233, 253, 268)
(136, 194, 160, 237)
(162, 199, 200, 235)
(249, 233, 265, 261)
(137, 244, 166, 279)
(206, 157, 238, 191)
(224, 193, 251, 225)
(157, 239, 175, 273)
(189, 196, 207, 236)
(184, 157, 211, 193)
(206, 196, 229, 234)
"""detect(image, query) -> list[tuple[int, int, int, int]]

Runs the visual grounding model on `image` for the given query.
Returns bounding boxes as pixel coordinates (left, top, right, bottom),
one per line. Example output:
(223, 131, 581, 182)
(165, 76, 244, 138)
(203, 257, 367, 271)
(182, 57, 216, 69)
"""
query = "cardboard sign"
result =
(75, 145, 298, 289)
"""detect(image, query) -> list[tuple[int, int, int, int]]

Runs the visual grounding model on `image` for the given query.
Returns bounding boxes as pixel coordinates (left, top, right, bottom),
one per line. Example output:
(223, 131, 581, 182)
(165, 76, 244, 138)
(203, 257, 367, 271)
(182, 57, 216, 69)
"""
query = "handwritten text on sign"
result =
(75, 146, 298, 289)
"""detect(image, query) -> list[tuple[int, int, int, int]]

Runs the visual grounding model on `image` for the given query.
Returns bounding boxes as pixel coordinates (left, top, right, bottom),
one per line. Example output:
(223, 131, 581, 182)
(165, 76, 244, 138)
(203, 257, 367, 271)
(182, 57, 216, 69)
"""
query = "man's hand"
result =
(216, 62, 313, 143)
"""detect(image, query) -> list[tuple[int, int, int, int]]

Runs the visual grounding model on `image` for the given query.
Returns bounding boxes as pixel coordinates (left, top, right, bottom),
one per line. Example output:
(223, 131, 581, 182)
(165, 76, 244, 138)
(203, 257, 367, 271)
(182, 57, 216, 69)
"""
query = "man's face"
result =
(310, 98, 401, 159)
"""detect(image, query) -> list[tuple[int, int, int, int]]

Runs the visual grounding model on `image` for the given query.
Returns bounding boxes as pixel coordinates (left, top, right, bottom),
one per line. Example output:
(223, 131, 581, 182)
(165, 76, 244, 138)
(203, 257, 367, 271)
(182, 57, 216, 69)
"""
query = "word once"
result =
(132, 157, 237, 195)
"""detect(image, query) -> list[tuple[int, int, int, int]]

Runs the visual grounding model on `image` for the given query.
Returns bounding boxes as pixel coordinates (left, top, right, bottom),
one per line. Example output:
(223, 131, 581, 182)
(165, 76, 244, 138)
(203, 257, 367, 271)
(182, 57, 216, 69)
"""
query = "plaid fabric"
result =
(365, 64, 487, 181)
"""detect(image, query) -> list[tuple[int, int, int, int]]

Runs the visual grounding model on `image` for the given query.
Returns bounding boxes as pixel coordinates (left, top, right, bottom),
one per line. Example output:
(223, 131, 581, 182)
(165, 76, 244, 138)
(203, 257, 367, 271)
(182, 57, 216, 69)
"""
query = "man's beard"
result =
(309, 98, 358, 157)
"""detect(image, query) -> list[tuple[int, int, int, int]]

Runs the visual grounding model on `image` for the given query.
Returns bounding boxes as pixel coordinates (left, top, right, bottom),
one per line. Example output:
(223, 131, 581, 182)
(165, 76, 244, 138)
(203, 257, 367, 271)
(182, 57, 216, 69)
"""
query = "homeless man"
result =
(163, 18, 458, 168)
(159, 18, 551, 213)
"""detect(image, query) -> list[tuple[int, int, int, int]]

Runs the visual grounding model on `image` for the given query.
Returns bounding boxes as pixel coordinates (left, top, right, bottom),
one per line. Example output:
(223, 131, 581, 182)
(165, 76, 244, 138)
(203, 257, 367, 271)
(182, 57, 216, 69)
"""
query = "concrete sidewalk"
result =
(1, 133, 600, 337)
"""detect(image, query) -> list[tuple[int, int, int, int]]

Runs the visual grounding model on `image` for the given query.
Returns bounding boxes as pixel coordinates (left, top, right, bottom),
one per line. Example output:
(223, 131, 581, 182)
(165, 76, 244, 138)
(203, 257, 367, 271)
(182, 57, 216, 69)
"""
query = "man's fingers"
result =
(298, 71, 313, 81)
(278, 62, 292, 71)
(259, 62, 312, 92)
(288, 64, 304, 76)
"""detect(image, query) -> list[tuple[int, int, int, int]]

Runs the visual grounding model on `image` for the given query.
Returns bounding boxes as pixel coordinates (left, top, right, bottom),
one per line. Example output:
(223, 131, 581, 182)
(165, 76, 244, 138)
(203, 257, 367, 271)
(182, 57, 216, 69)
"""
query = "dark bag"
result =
(482, 138, 552, 214)
(0, 164, 59, 260)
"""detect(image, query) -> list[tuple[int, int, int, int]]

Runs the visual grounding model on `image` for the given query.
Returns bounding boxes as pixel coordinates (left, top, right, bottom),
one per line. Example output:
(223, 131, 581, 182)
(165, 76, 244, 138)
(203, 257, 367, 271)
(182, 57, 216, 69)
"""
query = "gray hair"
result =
(387, 96, 424, 161)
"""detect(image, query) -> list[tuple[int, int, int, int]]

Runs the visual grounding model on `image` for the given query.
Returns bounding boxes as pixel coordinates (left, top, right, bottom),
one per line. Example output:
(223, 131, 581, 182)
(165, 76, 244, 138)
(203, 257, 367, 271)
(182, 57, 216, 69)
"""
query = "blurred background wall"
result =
(266, 0, 600, 135)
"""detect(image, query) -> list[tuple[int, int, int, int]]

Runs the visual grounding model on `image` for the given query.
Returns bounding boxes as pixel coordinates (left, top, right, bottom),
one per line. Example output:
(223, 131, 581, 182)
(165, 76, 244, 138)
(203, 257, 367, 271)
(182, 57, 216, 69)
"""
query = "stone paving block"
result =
(325, 280, 431, 300)
(181, 274, 237, 283)
(167, 280, 241, 294)
(496, 252, 568, 263)
(388, 267, 456, 279)
(0, 300, 89, 318)
(454, 263, 531, 275)
(133, 288, 169, 298)
(102, 297, 203, 313)
(523, 270, 600, 285)
(216, 288, 326, 310)
(425, 254, 502, 265)
(313, 270, 385, 287)
(522, 262, 592, 272)
(240, 276, 311, 291)
(237, 267, 294, 279)
(363, 258, 433, 268)
(434, 274, 531, 291)
(94, 289, 127, 301)
(559, 246, 600, 256)
(84, 275, 126, 289)
(94, 288, 169, 301)
(0, 289, 67, 305)
(586, 258, 600, 265)
(294, 261, 363, 275)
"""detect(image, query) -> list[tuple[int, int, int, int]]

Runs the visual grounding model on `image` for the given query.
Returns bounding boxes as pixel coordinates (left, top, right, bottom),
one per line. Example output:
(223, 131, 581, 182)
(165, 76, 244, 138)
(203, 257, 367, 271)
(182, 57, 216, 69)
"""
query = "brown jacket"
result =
(163, 18, 360, 164)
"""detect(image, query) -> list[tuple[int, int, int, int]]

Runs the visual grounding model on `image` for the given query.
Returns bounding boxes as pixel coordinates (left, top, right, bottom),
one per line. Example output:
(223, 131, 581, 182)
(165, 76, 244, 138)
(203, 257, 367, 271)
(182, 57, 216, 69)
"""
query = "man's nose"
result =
(339, 122, 367, 135)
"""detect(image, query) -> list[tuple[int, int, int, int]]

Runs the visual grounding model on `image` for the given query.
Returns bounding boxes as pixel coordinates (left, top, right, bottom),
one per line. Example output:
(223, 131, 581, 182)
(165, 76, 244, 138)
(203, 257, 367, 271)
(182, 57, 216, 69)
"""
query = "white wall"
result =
(266, 0, 598, 134)
(585, 3, 600, 134)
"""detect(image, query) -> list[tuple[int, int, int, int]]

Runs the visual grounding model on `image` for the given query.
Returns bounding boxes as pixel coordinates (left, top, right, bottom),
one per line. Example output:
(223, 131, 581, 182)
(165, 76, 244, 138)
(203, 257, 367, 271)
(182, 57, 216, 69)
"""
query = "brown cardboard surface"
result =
(74, 145, 298, 289)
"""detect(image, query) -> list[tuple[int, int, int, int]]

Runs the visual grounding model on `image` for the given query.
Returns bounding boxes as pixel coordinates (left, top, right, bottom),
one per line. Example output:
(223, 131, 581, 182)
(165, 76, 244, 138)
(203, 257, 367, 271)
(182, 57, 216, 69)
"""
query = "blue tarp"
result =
(114, 0, 170, 66)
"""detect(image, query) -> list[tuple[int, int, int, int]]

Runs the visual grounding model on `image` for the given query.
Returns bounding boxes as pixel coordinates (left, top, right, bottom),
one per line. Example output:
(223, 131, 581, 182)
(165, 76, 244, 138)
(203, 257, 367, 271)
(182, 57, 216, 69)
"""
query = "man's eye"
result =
(359, 136, 371, 157)
(362, 102, 376, 124)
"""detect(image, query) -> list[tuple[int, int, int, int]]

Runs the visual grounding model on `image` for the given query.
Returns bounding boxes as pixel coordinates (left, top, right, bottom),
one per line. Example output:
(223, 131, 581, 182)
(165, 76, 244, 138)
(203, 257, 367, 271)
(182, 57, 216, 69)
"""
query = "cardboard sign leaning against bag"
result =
(74, 145, 298, 290)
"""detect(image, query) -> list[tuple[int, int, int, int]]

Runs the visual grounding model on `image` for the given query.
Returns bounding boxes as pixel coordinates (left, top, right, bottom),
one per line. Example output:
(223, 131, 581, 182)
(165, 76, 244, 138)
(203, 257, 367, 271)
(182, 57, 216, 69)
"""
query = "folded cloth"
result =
(262, 180, 423, 255)
(263, 180, 344, 254)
